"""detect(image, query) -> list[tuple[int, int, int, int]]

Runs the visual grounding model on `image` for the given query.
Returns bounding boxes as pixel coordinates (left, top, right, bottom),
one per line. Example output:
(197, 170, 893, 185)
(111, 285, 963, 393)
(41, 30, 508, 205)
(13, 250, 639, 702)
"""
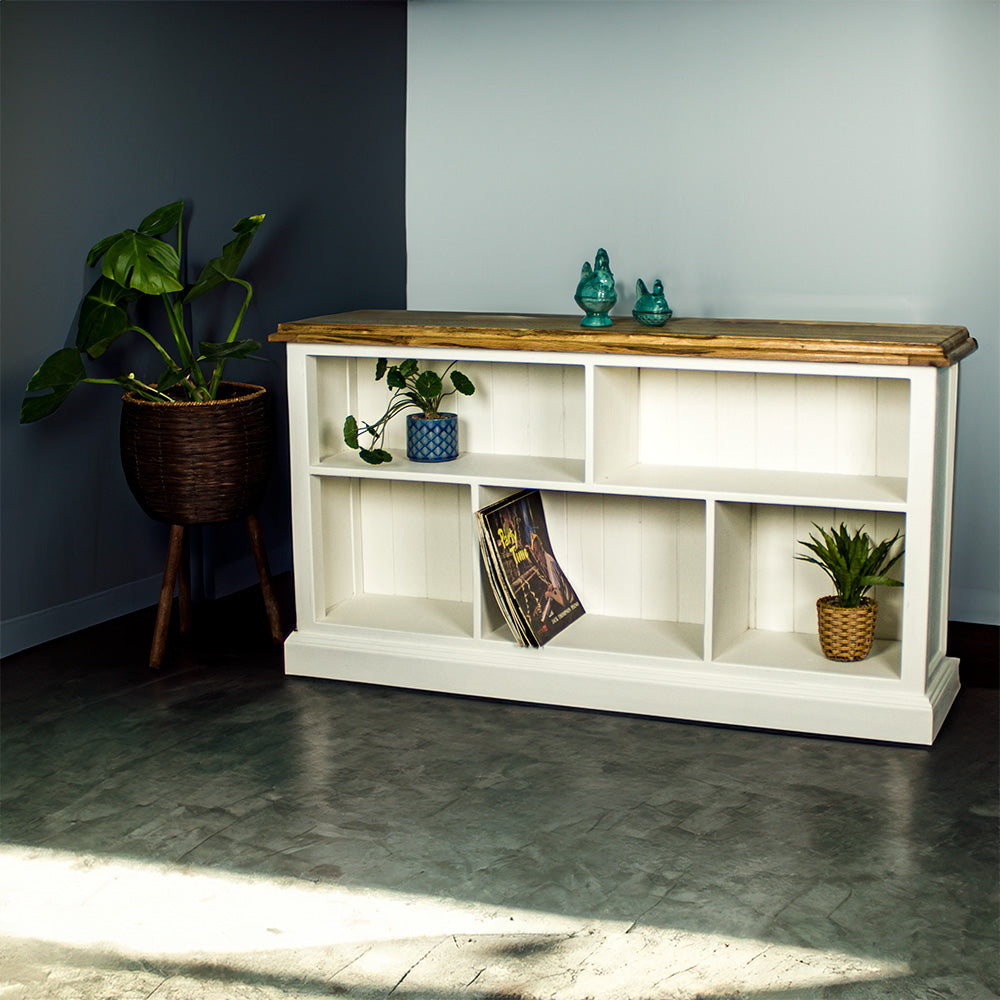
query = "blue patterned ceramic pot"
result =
(407, 412, 459, 462)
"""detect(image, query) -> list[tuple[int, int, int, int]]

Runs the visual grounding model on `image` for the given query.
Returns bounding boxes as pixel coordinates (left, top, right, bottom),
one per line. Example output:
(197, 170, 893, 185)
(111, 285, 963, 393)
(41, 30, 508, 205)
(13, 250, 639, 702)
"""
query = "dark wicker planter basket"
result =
(816, 596, 878, 662)
(120, 382, 274, 525)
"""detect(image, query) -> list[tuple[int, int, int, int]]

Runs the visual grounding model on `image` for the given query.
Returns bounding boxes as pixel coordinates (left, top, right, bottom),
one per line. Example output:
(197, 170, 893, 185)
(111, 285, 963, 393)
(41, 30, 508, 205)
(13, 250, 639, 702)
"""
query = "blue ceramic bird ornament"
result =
(632, 278, 672, 326)
(574, 248, 617, 328)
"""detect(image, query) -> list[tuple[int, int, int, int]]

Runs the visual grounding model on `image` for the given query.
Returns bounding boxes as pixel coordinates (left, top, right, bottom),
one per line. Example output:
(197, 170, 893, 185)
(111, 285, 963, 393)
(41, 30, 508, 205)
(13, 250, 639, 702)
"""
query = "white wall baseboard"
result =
(1, 574, 163, 659)
(1, 544, 293, 659)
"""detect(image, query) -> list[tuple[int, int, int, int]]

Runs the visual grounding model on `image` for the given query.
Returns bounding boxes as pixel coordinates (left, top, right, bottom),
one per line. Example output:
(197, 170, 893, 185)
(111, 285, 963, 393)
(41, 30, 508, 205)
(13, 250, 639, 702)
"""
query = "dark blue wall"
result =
(1, 1, 407, 653)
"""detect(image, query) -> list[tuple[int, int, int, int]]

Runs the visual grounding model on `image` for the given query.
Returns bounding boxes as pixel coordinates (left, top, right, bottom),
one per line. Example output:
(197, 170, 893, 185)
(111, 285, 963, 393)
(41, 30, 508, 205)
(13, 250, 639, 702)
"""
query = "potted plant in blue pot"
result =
(343, 358, 476, 465)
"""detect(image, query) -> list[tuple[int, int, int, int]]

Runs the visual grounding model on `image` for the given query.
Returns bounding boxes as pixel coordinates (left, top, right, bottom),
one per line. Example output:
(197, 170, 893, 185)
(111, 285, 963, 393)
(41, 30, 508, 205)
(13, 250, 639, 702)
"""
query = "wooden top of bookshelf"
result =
(271, 310, 977, 367)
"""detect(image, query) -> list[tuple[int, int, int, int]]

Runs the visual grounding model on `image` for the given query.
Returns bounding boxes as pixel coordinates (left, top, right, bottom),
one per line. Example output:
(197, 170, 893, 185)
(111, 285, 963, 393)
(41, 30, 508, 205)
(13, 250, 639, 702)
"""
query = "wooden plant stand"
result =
(149, 513, 283, 670)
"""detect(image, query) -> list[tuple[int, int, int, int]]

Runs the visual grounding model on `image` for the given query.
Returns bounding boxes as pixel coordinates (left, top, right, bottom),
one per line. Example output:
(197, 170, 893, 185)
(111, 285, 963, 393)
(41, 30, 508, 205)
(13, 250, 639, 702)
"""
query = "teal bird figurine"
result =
(574, 248, 617, 328)
(632, 278, 672, 326)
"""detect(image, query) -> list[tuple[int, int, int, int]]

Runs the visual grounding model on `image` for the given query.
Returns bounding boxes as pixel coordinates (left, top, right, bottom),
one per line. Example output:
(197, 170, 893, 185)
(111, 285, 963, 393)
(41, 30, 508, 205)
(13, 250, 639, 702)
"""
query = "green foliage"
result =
(20, 200, 266, 423)
(344, 358, 476, 465)
(796, 522, 904, 608)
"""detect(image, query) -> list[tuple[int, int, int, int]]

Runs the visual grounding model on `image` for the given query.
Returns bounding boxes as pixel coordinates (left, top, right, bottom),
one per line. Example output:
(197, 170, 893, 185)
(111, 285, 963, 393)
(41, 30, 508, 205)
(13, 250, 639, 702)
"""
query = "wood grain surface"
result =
(271, 310, 977, 367)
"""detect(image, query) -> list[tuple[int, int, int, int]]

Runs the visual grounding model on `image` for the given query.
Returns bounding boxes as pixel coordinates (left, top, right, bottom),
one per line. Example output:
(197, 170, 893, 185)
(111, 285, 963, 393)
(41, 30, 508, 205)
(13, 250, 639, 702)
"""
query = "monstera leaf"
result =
(99, 231, 183, 295)
(185, 214, 265, 302)
(76, 275, 134, 358)
(20, 348, 86, 422)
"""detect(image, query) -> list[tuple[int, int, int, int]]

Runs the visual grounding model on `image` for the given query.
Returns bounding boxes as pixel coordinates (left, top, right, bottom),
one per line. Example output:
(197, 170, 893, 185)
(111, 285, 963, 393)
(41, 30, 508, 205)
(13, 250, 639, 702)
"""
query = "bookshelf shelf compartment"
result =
(315, 476, 475, 640)
(276, 311, 975, 744)
(314, 354, 585, 473)
(477, 487, 705, 655)
(711, 502, 906, 676)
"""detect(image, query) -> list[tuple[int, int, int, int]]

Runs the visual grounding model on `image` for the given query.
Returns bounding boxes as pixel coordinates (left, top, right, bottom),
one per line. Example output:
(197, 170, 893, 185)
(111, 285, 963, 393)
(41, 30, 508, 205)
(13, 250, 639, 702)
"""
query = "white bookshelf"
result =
(274, 311, 977, 744)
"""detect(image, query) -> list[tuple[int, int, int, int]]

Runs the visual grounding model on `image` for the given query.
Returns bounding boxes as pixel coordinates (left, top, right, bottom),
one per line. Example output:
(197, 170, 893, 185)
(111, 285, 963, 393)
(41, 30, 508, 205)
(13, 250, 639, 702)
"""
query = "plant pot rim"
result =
(816, 595, 878, 609)
(121, 381, 267, 408)
(407, 411, 457, 421)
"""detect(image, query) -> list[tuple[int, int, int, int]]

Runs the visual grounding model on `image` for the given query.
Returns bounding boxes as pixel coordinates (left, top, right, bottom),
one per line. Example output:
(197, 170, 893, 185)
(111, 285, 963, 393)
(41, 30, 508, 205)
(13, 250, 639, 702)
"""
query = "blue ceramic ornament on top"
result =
(632, 278, 672, 326)
(575, 248, 617, 328)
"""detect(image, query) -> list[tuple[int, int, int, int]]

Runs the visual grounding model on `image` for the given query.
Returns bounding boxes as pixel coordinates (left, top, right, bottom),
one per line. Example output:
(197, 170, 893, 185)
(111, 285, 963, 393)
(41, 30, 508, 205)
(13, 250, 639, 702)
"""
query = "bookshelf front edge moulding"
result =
(271, 311, 978, 745)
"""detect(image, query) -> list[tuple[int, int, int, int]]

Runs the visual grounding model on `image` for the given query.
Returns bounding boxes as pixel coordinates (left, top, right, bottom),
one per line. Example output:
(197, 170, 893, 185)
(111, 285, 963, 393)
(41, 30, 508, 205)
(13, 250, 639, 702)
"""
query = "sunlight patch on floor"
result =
(0, 845, 909, 999)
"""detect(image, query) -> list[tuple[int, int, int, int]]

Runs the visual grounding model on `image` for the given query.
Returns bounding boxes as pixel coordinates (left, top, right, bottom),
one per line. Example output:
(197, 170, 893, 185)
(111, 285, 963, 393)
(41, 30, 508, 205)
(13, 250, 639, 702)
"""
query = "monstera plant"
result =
(20, 199, 265, 422)
(19, 200, 280, 670)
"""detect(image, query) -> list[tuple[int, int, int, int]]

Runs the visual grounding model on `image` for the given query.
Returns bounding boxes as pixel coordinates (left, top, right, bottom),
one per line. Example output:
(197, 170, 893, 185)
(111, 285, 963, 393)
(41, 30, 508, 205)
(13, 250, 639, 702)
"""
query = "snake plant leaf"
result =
(796, 522, 904, 607)
(184, 214, 265, 303)
(137, 200, 183, 237)
(450, 370, 475, 395)
(343, 415, 360, 449)
(101, 231, 183, 295)
(76, 276, 131, 358)
(859, 574, 904, 589)
(198, 339, 262, 362)
(20, 348, 86, 423)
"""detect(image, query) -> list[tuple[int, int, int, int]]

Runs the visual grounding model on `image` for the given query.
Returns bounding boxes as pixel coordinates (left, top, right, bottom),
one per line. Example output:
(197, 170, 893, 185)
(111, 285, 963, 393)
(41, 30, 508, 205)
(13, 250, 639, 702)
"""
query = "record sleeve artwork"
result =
(477, 489, 585, 647)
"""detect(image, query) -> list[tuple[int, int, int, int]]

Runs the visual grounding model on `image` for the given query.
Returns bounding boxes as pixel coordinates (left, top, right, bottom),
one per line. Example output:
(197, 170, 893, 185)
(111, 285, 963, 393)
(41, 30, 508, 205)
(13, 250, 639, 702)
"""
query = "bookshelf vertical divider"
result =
(271, 311, 977, 744)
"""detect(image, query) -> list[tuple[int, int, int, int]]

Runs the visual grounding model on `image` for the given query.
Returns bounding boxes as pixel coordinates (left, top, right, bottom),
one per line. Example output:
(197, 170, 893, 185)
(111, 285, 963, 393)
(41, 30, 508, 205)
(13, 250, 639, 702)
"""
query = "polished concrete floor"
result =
(1, 583, 997, 999)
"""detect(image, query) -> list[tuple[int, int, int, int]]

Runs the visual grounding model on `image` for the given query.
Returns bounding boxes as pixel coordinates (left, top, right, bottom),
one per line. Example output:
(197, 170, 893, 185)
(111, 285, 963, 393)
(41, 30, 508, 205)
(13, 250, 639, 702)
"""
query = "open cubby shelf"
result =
(275, 311, 976, 744)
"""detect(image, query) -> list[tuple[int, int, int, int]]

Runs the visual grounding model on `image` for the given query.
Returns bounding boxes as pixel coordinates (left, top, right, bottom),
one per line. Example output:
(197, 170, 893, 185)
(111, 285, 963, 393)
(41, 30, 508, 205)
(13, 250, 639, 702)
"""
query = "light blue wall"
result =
(406, 0, 999, 624)
(1, 1, 408, 656)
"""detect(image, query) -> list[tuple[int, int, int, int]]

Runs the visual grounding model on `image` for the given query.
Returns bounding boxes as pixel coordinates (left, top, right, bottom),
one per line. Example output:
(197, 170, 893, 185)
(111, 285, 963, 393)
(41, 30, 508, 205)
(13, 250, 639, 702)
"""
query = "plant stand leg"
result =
(178, 527, 192, 637)
(247, 513, 283, 644)
(150, 524, 185, 670)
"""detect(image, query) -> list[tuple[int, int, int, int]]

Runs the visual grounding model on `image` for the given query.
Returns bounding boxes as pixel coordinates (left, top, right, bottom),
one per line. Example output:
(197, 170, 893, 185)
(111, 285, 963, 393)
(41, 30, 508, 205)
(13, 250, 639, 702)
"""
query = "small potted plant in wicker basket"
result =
(796, 522, 904, 661)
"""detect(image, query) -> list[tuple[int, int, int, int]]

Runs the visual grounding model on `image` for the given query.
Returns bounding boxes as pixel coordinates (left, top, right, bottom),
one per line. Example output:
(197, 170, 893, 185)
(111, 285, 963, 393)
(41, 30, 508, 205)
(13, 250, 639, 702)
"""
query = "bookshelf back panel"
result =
(594, 367, 910, 482)
(479, 487, 705, 625)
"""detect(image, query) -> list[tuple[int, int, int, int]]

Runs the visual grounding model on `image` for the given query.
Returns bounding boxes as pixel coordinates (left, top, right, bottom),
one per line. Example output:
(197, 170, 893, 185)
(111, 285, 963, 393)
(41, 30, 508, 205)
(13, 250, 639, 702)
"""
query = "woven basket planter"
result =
(816, 596, 878, 661)
(120, 382, 274, 525)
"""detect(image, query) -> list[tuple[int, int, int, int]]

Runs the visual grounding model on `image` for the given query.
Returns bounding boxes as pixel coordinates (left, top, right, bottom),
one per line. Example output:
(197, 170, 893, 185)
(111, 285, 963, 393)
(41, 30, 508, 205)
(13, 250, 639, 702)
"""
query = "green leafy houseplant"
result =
(20, 199, 265, 423)
(796, 522, 904, 607)
(343, 358, 476, 464)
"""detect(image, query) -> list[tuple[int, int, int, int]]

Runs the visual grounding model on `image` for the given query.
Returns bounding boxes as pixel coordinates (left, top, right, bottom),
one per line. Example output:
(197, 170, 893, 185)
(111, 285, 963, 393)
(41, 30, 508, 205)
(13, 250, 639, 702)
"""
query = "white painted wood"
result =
(599, 463, 907, 509)
(284, 629, 958, 744)
(927, 367, 959, 664)
(717, 373, 758, 470)
(281, 339, 964, 744)
(712, 503, 752, 658)
(899, 368, 940, 690)
(319, 594, 472, 639)
(876, 378, 910, 479)
(592, 366, 639, 481)
(287, 346, 322, 630)
(318, 478, 355, 614)
(753, 504, 796, 634)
